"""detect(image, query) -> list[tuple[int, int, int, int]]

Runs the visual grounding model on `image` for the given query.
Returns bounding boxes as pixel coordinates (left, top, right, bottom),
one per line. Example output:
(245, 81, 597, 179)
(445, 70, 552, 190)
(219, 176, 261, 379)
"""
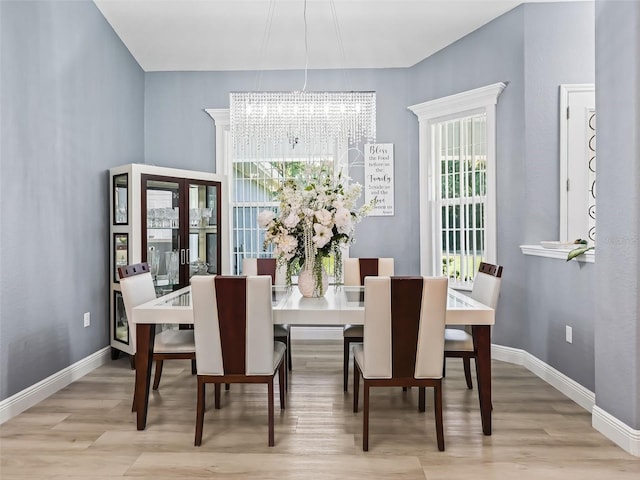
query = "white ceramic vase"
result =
(297, 267, 328, 298)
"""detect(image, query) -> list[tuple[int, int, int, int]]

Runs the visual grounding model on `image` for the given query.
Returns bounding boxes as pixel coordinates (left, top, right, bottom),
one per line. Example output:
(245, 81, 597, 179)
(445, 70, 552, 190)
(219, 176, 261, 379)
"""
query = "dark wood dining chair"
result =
(342, 257, 394, 391)
(443, 262, 502, 389)
(191, 275, 286, 447)
(353, 276, 448, 451)
(118, 262, 196, 403)
(243, 258, 292, 371)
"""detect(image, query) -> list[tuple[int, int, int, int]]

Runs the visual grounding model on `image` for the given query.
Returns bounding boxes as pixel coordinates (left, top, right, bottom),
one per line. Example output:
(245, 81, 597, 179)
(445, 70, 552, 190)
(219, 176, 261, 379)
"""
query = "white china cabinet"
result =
(109, 164, 229, 358)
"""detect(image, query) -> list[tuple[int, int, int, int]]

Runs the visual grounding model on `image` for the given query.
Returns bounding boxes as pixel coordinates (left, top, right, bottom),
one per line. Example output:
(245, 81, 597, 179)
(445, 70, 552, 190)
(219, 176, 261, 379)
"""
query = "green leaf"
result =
(567, 246, 595, 261)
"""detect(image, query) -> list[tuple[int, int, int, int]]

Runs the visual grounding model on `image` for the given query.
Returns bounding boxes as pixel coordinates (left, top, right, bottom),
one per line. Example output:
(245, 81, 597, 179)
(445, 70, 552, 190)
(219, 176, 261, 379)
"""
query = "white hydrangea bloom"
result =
(283, 212, 300, 229)
(334, 208, 353, 234)
(257, 210, 275, 228)
(314, 208, 333, 227)
(277, 234, 298, 254)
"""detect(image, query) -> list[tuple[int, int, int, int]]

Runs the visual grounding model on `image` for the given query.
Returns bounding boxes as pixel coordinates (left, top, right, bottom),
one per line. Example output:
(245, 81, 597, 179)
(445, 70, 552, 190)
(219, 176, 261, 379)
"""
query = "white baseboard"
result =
(491, 344, 595, 412)
(290, 326, 343, 340)
(592, 405, 640, 456)
(492, 344, 640, 457)
(0, 347, 111, 424)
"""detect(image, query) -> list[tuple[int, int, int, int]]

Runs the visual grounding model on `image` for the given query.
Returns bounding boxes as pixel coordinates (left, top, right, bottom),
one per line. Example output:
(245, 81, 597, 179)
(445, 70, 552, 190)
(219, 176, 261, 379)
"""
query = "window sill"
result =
(520, 244, 595, 263)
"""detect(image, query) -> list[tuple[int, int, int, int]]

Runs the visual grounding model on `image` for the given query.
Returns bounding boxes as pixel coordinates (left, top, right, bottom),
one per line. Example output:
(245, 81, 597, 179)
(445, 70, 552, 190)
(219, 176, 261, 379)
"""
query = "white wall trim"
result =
(520, 244, 595, 263)
(0, 347, 111, 424)
(491, 344, 595, 411)
(492, 344, 640, 457)
(592, 405, 640, 456)
(408, 82, 506, 120)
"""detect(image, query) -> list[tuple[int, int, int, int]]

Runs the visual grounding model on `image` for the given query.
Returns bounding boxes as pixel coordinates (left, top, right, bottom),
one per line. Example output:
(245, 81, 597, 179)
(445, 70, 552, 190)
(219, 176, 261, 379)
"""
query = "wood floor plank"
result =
(0, 340, 638, 479)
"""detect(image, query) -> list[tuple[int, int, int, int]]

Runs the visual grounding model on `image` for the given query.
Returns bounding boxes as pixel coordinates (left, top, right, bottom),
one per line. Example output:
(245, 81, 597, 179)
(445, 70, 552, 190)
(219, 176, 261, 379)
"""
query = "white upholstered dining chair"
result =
(353, 276, 448, 451)
(443, 262, 503, 389)
(118, 263, 196, 402)
(242, 258, 291, 371)
(342, 257, 394, 391)
(191, 275, 286, 447)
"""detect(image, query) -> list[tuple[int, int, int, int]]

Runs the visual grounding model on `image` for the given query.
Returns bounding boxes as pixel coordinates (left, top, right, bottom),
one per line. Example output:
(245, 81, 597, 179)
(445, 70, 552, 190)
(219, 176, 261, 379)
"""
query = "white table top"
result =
(132, 285, 494, 327)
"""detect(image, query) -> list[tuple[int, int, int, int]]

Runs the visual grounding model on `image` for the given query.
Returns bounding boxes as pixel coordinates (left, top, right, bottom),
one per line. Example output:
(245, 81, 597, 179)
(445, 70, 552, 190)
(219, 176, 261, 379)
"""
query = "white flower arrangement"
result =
(258, 165, 373, 290)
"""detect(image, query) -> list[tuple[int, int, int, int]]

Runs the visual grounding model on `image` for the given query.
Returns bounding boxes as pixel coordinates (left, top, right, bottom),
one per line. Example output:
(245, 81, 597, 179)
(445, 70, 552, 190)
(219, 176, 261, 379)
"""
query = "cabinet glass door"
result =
(188, 181, 221, 278)
(142, 176, 181, 295)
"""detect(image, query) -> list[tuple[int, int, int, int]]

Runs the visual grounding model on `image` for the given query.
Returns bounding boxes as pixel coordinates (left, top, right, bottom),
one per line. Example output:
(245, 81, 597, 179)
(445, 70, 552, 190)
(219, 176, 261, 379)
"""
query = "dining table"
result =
(131, 284, 495, 435)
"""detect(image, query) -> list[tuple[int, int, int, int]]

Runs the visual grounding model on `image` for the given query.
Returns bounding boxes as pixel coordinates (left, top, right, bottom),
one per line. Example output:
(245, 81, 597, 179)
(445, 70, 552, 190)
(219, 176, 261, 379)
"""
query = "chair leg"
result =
(363, 382, 370, 452)
(268, 379, 275, 447)
(152, 359, 164, 390)
(131, 367, 137, 413)
(419, 387, 426, 412)
(434, 382, 445, 451)
(353, 362, 360, 413)
(287, 332, 292, 371)
(343, 339, 350, 392)
(278, 359, 286, 409)
(463, 357, 473, 389)
(194, 378, 205, 446)
(214, 383, 221, 409)
(191, 358, 197, 375)
(225, 383, 230, 391)
(442, 357, 446, 377)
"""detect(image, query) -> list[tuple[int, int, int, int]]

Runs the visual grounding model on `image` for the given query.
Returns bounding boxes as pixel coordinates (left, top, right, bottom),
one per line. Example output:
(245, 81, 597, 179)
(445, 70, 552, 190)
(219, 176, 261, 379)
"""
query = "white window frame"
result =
(409, 83, 505, 281)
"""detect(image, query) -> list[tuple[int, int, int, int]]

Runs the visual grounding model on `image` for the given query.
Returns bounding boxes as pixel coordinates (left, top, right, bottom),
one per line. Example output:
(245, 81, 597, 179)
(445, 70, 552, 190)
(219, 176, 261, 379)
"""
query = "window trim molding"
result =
(408, 82, 506, 276)
(204, 108, 233, 267)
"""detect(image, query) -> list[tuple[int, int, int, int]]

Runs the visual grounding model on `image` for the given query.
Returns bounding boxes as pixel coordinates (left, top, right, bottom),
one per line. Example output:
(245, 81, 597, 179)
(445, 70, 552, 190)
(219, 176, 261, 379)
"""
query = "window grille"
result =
(232, 143, 338, 274)
(434, 113, 487, 286)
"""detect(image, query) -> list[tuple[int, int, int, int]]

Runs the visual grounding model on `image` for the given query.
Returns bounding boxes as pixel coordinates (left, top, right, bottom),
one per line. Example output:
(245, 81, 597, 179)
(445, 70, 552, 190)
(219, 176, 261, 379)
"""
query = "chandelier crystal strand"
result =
(230, 91, 376, 156)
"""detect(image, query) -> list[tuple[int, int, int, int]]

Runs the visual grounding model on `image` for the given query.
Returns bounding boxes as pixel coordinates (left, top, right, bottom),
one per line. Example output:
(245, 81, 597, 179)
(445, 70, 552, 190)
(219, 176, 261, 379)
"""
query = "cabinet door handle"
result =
(180, 248, 186, 265)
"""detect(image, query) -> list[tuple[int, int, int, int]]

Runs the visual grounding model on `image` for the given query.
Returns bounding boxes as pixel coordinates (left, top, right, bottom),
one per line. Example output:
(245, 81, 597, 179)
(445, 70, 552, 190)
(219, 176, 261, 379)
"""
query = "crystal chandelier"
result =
(230, 91, 376, 153)
(230, 0, 376, 155)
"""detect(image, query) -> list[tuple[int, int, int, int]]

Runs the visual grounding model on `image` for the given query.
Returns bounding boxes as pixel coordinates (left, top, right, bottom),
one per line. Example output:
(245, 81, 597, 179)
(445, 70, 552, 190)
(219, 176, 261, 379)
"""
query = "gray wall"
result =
(0, 0, 144, 400)
(144, 68, 417, 274)
(594, 0, 640, 429)
(408, 2, 597, 390)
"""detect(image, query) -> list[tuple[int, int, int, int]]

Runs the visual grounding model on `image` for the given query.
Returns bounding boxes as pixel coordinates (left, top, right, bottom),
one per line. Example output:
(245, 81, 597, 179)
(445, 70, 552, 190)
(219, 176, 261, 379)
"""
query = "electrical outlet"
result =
(565, 325, 572, 344)
(84, 312, 91, 328)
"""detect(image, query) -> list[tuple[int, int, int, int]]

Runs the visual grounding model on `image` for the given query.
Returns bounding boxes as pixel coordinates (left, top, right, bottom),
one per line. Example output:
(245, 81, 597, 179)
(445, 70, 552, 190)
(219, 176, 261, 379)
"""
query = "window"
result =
(435, 113, 487, 283)
(205, 108, 346, 274)
(409, 83, 505, 287)
(231, 145, 342, 274)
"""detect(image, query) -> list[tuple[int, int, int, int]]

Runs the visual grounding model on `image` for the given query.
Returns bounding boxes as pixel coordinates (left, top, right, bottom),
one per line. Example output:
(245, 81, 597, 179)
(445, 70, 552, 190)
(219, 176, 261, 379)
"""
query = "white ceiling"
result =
(93, 0, 576, 72)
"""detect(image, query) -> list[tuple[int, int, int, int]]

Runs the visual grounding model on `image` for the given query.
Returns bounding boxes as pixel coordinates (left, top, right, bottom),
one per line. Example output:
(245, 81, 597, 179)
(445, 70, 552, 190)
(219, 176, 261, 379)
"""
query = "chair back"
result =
(242, 258, 285, 285)
(118, 263, 156, 330)
(191, 275, 274, 376)
(344, 258, 394, 286)
(470, 262, 503, 309)
(363, 276, 448, 379)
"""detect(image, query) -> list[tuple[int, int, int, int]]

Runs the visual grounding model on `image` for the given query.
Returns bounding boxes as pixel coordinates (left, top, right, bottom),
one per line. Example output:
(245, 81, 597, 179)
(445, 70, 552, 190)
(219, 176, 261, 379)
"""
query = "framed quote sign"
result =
(364, 143, 394, 216)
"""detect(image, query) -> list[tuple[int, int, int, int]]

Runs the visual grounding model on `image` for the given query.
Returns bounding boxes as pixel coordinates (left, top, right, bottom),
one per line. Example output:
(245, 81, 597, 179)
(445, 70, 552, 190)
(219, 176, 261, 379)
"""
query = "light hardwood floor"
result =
(1, 340, 638, 479)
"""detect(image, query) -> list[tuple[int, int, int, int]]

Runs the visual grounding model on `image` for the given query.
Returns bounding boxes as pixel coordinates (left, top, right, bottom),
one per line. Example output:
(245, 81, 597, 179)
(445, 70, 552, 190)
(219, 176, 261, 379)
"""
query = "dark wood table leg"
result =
(473, 325, 492, 435)
(135, 323, 156, 430)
